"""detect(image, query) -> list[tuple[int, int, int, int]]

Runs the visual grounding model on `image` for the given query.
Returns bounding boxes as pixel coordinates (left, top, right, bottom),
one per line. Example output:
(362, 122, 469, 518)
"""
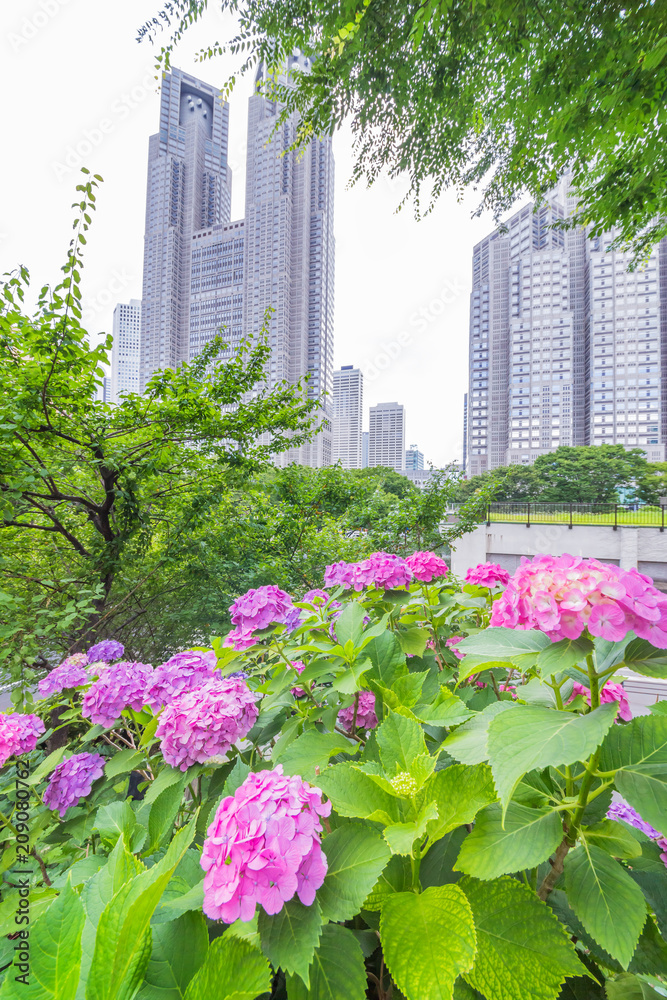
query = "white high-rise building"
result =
(466, 181, 667, 473)
(332, 366, 363, 468)
(369, 402, 406, 471)
(111, 299, 141, 401)
(405, 444, 424, 471)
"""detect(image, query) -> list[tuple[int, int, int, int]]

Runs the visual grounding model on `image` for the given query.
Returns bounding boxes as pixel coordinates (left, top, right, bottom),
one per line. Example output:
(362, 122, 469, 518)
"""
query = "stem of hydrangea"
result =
(352, 691, 360, 731)
(410, 848, 422, 892)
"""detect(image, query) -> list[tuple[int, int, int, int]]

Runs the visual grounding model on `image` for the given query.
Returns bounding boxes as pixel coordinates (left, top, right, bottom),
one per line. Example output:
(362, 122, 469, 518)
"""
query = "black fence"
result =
(478, 502, 667, 531)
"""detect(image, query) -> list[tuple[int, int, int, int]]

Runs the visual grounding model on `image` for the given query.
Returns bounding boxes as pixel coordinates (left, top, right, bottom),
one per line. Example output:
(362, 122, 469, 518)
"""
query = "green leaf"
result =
(334, 602, 366, 648)
(620, 639, 667, 679)
(443, 701, 519, 765)
(626, 841, 667, 938)
(397, 627, 430, 657)
(364, 631, 408, 687)
(389, 670, 428, 708)
(0, 879, 84, 999)
(318, 821, 391, 922)
(582, 820, 642, 859)
(487, 702, 618, 812)
(605, 973, 666, 999)
(146, 772, 188, 854)
(563, 844, 646, 969)
(380, 885, 476, 1000)
(416, 764, 497, 845)
(599, 714, 667, 837)
(94, 800, 137, 846)
(183, 935, 271, 1000)
(26, 746, 67, 786)
(455, 802, 564, 880)
(536, 636, 595, 675)
(275, 730, 358, 780)
(137, 911, 208, 1000)
(330, 657, 373, 694)
(376, 710, 427, 775)
(420, 827, 468, 889)
(317, 763, 402, 825)
(104, 749, 145, 780)
(384, 801, 438, 855)
(460, 876, 585, 1000)
(456, 627, 551, 659)
(413, 687, 474, 726)
(285, 924, 367, 1000)
(258, 898, 323, 987)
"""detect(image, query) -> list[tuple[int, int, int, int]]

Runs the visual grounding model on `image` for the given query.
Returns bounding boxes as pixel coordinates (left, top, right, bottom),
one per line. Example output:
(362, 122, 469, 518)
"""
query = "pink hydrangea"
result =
(43, 752, 105, 817)
(145, 650, 218, 712)
(38, 658, 90, 697)
(489, 554, 667, 646)
(302, 589, 332, 606)
(81, 661, 154, 728)
(406, 551, 449, 583)
(288, 661, 307, 698)
(156, 676, 259, 770)
(86, 640, 124, 662)
(446, 635, 466, 660)
(201, 765, 330, 922)
(0, 713, 45, 766)
(224, 586, 295, 649)
(569, 681, 632, 721)
(324, 552, 412, 591)
(337, 691, 378, 732)
(466, 562, 510, 589)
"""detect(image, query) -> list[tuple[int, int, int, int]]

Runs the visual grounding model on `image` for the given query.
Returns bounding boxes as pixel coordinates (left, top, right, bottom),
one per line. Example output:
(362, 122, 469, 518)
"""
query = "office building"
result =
(466, 180, 667, 473)
(462, 393, 468, 472)
(96, 376, 112, 404)
(405, 444, 424, 471)
(361, 431, 369, 468)
(111, 299, 141, 401)
(369, 402, 406, 471)
(332, 366, 363, 467)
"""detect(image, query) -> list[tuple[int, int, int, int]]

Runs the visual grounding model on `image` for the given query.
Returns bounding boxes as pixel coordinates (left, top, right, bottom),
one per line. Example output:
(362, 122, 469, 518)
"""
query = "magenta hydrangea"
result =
(489, 554, 667, 646)
(0, 713, 45, 767)
(405, 551, 449, 583)
(324, 552, 412, 591)
(43, 752, 105, 818)
(81, 661, 154, 728)
(288, 660, 307, 698)
(201, 765, 330, 922)
(465, 562, 510, 589)
(145, 650, 218, 712)
(156, 676, 259, 770)
(569, 681, 632, 721)
(38, 658, 90, 697)
(302, 589, 332, 606)
(446, 635, 466, 660)
(337, 691, 378, 732)
(86, 639, 124, 662)
(224, 585, 295, 649)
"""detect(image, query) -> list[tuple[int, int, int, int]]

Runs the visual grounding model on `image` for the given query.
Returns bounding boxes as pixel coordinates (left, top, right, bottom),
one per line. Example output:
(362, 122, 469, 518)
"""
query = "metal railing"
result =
(478, 502, 667, 531)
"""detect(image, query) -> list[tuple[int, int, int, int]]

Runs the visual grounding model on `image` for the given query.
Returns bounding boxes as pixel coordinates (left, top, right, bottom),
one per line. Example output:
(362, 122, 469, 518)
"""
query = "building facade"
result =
(332, 366, 363, 467)
(111, 299, 141, 401)
(462, 392, 468, 472)
(368, 402, 406, 471)
(361, 431, 369, 468)
(405, 444, 424, 470)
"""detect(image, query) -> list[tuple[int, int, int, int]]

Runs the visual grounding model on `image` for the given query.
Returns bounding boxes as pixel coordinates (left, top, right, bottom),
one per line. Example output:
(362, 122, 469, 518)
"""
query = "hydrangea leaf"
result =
(563, 844, 647, 969)
(599, 714, 667, 837)
(443, 702, 519, 765)
(104, 749, 145, 780)
(626, 841, 667, 938)
(605, 973, 665, 999)
(275, 730, 359, 781)
(455, 802, 564, 880)
(384, 801, 438, 856)
(487, 702, 618, 813)
(536, 637, 595, 675)
(137, 911, 208, 1000)
(0, 879, 84, 1000)
(363, 630, 408, 687)
(455, 627, 551, 658)
(376, 710, 427, 775)
(258, 898, 324, 987)
(146, 773, 189, 854)
(397, 626, 430, 657)
(363, 854, 412, 911)
(415, 763, 497, 845)
(318, 822, 391, 922)
(413, 687, 474, 726)
(380, 885, 476, 1000)
(460, 876, 586, 1000)
(581, 820, 642, 859)
(619, 639, 667, 679)
(182, 935, 271, 1000)
(316, 762, 402, 825)
(334, 601, 366, 647)
(94, 800, 138, 848)
(285, 924, 367, 1000)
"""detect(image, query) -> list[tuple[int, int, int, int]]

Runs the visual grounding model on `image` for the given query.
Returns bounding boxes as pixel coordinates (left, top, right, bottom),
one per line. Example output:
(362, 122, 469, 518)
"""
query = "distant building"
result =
(361, 431, 369, 468)
(96, 376, 112, 403)
(369, 402, 406, 472)
(332, 366, 364, 468)
(405, 444, 424, 471)
(111, 299, 141, 402)
(462, 392, 468, 473)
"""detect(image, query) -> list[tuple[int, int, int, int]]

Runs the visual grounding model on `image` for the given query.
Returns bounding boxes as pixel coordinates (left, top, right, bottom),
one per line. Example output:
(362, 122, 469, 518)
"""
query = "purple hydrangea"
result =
(0, 714, 45, 767)
(81, 661, 154, 728)
(324, 552, 412, 591)
(302, 589, 332, 605)
(86, 639, 124, 663)
(145, 650, 218, 713)
(43, 752, 105, 818)
(224, 585, 295, 649)
(38, 658, 90, 697)
(405, 551, 449, 583)
(607, 800, 662, 839)
(156, 676, 259, 770)
(288, 660, 307, 698)
(337, 691, 378, 732)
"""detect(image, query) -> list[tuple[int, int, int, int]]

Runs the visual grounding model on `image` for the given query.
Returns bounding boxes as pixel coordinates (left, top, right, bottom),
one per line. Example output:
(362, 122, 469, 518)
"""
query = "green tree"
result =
(454, 465, 539, 503)
(532, 445, 649, 503)
(161, 0, 667, 262)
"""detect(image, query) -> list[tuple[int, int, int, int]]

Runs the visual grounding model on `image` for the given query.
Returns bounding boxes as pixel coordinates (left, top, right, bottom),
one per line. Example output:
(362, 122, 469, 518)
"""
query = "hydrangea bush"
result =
(1, 549, 666, 999)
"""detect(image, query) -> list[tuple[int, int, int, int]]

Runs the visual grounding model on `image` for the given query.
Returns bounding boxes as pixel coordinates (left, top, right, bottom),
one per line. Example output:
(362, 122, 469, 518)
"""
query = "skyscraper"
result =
(111, 299, 141, 401)
(466, 182, 667, 473)
(369, 402, 406, 471)
(332, 366, 363, 467)
(462, 392, 468, 473)
(405, 444, 424, 470)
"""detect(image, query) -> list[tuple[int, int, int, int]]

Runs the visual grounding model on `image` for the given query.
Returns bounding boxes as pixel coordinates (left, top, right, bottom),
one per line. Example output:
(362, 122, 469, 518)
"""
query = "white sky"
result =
(0, 0, 528, 466)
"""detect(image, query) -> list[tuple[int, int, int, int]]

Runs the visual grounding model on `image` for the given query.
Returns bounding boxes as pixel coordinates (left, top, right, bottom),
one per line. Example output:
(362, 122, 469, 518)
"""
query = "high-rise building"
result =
(462, 393, 468, 473)
(96, 376, 112, 404)
(361, 431, 369, 468)
(332, 366, 363, 467)
(466, 181, 667, 473)
(190, 220, 245, 361)
(405, 444, 424, 470)
(111, 299, 141, 401)
(369, 402, 406, 471)
(140, 68, 233, 388)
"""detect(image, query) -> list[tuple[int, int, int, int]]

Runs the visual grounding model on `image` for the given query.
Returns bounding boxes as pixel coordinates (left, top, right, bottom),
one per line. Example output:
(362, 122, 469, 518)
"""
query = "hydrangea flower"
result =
(324, 552, 412, 591)
(224, 586, 295, 649)
(201, 765, 330, 922)
(81, 661, 154, 728)
(145, 650, 218, 712)
(337, 691, 378, 732)
(156, 676, 259, 770)
(38, 658, 90, 697)
(607, 801, 667, 865)
(0, 713, 45, 767)
(446, 635, 466, 660)
(288, 661, 307, 698)
(406, 551, 449, 583)
(465, 562, 510, 589)
(569, 681, 632, 721)
(302, 589, 332, 606)
(86, 640, 124, 663)
(489, 554, 667, 646)
(43, 752, 105, 817)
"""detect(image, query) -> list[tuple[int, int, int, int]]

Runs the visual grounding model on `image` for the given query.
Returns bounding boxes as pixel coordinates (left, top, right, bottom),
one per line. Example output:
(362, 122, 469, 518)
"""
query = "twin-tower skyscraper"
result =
(140, 60, 335, 466)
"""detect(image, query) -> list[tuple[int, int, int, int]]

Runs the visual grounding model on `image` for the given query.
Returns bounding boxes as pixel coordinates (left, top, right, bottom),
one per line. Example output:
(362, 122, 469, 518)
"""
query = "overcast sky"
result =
(1, 0, 529, 466)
